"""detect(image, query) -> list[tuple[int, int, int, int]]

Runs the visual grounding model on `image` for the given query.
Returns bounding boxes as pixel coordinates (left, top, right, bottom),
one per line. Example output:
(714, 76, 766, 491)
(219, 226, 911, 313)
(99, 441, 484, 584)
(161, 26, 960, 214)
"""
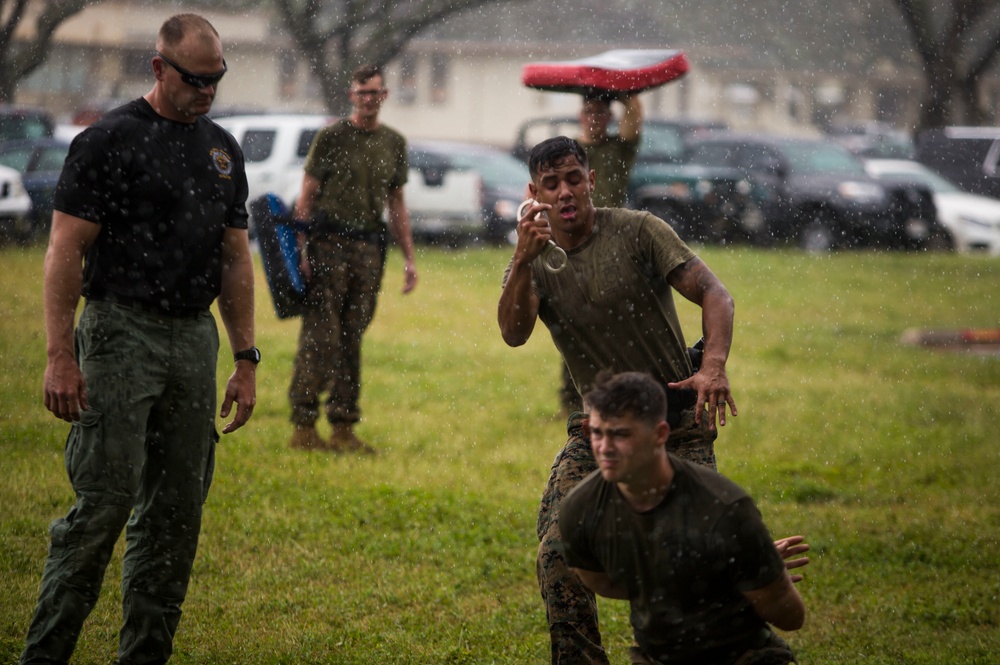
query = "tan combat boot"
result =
(330, 423, 376, 455)
(290, 424, 330, 452)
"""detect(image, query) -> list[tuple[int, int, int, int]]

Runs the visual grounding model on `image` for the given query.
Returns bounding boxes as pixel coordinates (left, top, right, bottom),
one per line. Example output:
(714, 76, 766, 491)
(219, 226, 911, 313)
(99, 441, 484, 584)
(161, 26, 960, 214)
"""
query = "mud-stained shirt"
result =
(504, 207, 696, 397)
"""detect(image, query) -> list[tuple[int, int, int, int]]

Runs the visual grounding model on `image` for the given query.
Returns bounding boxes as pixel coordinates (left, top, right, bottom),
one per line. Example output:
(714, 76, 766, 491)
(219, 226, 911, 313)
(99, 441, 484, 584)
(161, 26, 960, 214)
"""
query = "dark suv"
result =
(0, 105, 54, 142)
(512, 117, 751, 243)
(685, 134, 911, 250)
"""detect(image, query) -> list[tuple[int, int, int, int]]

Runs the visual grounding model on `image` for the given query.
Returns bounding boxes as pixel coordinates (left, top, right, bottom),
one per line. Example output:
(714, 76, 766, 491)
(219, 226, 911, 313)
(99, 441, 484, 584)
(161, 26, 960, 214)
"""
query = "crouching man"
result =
(560, 371, 809, 665)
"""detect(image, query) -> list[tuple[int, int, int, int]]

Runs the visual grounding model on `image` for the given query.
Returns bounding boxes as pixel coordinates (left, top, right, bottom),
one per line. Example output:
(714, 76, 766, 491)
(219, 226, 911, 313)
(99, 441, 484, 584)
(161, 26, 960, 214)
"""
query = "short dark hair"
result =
(585, 371, 667, 427)
(352, 63, 383, 86)
(159, 14, 218, 47)
(528, 136, 589, 179)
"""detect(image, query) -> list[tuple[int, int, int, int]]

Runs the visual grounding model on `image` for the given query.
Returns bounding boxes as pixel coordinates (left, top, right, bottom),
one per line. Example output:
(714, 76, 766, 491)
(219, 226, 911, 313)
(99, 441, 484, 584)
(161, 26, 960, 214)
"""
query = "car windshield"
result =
(0, 116, 50, 142)
(0, 148, 32, 172)
(782, 142, 866, 176)
(639, 124, 685, 161)
(687, 143, 734, 166)
(876, 166, 963, 194)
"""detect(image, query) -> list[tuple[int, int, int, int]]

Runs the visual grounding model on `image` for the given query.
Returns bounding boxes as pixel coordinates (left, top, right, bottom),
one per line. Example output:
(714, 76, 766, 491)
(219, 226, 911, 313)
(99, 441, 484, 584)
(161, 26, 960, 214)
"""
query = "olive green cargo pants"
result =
(21, 301, 219, 665)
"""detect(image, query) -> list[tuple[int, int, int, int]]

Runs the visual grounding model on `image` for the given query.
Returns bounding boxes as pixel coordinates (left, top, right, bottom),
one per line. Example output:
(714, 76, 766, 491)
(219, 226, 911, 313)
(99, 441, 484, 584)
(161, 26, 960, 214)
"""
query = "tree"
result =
(0, 0, 97, 103)
(894, 0, 1000, 129)
(271, 0, 527, 114)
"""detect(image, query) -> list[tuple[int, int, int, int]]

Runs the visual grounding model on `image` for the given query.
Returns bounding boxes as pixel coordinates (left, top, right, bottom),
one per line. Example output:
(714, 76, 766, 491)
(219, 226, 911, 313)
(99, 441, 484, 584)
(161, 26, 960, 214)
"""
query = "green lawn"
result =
(1, 243, 998, 664)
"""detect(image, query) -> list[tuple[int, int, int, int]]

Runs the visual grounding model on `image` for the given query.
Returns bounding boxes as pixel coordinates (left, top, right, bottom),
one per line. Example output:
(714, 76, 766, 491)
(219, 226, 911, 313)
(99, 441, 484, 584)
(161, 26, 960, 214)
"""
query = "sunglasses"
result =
(156, 52, 227, 89)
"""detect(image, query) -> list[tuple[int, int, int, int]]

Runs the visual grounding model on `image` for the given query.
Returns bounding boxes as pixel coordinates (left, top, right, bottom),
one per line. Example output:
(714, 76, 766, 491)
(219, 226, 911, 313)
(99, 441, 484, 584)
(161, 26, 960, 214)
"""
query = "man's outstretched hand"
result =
(775, 535, 811, 583)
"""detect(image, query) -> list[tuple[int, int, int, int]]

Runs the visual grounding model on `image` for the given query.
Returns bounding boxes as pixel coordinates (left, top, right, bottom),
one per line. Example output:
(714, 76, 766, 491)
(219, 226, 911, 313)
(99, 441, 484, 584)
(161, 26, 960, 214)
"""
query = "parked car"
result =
(408, 140, 528, 244)
(54, 124, 85, 142)
(217, 114, 519, 245)
(0, 103, 53, 242)
(865, 158, 1000, 255)
(512, 116, 751, 243)
(404, 157, 484, 242)
(512, 117, 726, 170)
(0, 137, 71, 238)
(215, 113, 335, 213)
(916, 127, 1000, 200)
(0, 163, 39, 244)
(826, 120, 915, 159)
(683, 133, 926, 250)
(0, 105, 54, 142)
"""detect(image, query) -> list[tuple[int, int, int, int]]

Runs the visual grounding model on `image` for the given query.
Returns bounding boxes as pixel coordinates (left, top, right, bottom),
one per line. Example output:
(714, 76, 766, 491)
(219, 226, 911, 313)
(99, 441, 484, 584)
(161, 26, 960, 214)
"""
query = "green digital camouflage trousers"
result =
(537, 409, 717, 665)
(289, 230, 386, 427)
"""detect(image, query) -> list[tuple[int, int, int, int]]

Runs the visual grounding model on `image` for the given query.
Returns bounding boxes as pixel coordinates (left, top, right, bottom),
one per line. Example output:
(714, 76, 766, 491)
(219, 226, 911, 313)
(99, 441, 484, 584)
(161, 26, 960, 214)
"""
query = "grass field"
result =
(1, 242, 998, 664)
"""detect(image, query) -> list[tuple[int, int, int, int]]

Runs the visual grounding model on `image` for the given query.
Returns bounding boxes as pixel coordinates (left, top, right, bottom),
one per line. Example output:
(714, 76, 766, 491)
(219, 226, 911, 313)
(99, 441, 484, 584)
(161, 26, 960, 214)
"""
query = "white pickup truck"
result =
(215, 114, 332, 209)
(216, 113, 490, 241)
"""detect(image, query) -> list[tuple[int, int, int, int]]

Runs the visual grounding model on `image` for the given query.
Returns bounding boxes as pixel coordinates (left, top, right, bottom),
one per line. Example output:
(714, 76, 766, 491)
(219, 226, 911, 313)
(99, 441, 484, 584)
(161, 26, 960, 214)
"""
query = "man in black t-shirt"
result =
(20, 14, 256, 665)
(560, 372, 808, 665)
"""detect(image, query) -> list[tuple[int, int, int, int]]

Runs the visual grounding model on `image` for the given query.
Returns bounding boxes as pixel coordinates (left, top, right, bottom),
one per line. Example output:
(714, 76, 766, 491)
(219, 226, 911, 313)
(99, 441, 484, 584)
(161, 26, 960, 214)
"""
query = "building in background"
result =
(12, 2, 987, 148)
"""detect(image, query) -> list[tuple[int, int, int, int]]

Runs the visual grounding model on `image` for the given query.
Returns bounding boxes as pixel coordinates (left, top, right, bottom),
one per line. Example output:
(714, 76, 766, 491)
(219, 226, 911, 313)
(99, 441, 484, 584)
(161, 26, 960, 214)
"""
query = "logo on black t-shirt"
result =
(211, 148, 234, 178)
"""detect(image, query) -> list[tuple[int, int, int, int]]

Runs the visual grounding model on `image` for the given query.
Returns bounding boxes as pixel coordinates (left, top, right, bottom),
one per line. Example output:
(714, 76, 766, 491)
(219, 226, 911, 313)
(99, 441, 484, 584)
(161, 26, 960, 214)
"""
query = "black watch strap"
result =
(234, 346, 261, 365)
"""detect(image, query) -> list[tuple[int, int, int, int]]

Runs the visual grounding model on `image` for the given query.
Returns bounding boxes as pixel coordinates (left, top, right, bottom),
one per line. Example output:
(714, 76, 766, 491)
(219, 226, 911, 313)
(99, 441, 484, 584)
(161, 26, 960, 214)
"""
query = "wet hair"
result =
(352, 63, 384, 86)
(584, 371, 667, 427)
(528, 136, 589, 179)
(159, 14, 219, 47)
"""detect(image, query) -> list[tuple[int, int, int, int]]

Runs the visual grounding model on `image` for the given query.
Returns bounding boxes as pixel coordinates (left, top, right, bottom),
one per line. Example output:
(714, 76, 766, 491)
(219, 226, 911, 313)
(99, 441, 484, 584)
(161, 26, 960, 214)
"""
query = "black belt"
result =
(89, 296, 207, 319)
(310, 212, 385, 243)
(665, 385, 698, 428)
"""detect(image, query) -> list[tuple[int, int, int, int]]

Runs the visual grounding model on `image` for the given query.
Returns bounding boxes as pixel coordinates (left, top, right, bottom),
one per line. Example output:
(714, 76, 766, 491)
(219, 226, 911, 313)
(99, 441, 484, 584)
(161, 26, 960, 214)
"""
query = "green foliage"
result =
(1, 243, 998, 663)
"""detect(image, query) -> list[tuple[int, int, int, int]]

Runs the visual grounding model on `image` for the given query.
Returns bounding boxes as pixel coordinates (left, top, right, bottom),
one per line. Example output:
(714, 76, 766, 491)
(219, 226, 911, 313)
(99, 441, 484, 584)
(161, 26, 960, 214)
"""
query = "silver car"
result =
(865, 159, 1000, 255)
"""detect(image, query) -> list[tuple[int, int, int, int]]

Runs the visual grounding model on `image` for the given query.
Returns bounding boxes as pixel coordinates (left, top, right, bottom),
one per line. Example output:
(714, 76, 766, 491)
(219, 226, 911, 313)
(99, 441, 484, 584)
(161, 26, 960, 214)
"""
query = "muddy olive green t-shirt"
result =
(304, 119, 407, 232)
(505, 208, 696, 396)
(585, 135, 639, 208)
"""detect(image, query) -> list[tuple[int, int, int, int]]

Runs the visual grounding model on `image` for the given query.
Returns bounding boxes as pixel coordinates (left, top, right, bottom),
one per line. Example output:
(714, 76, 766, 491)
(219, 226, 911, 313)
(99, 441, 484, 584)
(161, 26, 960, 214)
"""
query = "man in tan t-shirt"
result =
(498, 136, 737, 665)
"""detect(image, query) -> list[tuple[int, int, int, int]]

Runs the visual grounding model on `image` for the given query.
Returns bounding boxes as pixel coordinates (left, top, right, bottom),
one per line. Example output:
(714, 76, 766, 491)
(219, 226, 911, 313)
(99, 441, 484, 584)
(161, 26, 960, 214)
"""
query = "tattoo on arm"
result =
(670, 258, 723, 302)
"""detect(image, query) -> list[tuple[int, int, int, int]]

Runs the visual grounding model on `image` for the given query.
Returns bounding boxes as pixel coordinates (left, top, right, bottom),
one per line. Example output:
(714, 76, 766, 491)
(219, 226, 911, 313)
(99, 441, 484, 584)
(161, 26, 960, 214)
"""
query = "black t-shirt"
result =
(55, 98, 249, 315)
(560, 455, 786, 664)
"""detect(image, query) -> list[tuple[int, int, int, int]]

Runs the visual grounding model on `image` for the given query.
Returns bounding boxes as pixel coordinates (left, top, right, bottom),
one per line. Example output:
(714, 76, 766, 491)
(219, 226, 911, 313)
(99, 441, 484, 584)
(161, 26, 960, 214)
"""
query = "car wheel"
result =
(483, 218, 512, 247)
(9, 216, 38, 246)
(799, 210, 837, 252)
(920, 226, 954, 252)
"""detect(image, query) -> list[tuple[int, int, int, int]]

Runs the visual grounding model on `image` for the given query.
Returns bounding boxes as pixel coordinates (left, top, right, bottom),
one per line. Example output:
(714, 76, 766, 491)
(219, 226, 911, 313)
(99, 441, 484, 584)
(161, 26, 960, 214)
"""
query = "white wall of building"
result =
(15, 2, 935, 143)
